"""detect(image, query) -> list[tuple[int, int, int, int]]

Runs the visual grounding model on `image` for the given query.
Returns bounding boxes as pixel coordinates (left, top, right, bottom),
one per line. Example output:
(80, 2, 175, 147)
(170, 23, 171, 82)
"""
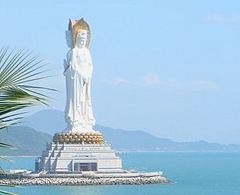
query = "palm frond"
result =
(0, 190, 17, 195)
(0, 156, 13, 163)
(0, 142, 12, 148)
(0, 47, 54, 127)
(0, 47, 56, 195)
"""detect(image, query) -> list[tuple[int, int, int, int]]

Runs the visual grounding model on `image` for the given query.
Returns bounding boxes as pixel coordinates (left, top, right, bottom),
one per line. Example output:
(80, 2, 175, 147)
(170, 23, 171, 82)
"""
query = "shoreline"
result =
(0, 175, 169, 186)
(0, 171, 170, 186)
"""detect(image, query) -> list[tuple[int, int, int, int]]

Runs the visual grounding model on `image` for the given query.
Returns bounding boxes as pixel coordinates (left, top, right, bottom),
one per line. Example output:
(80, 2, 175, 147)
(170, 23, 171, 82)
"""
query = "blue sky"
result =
(1, 0, 240, 144)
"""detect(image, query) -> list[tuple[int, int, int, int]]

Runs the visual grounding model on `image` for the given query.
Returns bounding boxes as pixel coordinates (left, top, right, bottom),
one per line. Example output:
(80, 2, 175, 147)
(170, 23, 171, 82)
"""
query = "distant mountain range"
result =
(0, 126, 51, 156)
(0, 109, 239, 156)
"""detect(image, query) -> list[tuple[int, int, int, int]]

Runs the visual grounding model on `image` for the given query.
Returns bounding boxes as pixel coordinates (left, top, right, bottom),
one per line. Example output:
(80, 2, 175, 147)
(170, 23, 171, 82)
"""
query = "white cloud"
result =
(143, 72, 164, 86)
(207, 14, 240, 24)
(111, 77, 131, 85)
(103, 72, 219, 91)
(189, 80, 219, 91)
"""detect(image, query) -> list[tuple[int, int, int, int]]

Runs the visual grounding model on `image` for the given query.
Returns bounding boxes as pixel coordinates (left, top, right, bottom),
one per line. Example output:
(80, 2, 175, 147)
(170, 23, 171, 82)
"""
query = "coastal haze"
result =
(0, 0, 240, 145)
(0, 109, 239, 156)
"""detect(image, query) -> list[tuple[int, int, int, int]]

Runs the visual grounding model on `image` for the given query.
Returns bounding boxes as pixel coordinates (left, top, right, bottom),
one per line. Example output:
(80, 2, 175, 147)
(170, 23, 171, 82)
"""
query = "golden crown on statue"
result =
(68, 18, 91, 48)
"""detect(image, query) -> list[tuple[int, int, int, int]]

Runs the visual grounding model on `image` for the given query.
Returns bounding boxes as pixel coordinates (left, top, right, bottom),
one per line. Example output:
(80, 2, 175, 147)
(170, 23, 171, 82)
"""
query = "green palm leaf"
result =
(0, 47, 56, 195)
(0, 47, 55, 128)
(0, 190, 16, 195)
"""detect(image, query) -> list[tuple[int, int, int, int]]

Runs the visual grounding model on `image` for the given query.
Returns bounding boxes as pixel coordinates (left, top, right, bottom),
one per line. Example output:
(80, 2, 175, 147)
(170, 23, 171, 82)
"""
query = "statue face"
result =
(76, 30, 88, 48)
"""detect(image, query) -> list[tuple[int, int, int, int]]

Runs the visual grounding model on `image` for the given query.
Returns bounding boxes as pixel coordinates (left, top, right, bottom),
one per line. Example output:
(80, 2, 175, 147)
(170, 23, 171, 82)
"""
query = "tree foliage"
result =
(0, 47, 55, 194)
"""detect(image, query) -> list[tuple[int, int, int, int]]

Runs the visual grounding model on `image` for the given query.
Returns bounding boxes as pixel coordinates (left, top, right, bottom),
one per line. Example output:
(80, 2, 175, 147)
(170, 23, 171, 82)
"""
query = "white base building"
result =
(36, 142, 122, 173)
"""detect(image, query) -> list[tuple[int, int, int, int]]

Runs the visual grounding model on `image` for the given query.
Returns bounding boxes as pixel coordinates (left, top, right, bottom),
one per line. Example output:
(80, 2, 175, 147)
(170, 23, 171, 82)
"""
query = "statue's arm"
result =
(64, 50, 73, 73)
(64, 59, 68, 70)
(87, 50, 93, 66)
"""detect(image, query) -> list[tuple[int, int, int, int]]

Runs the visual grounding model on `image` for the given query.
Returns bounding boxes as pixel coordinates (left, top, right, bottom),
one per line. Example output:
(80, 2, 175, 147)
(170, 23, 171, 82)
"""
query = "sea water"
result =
(1, 152, 240, 195)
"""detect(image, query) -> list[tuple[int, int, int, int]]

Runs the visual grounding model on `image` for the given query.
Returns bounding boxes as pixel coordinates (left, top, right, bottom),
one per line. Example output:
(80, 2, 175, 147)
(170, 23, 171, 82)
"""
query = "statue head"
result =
(67, 18, 91, 48)
(76, 30, 88, 48)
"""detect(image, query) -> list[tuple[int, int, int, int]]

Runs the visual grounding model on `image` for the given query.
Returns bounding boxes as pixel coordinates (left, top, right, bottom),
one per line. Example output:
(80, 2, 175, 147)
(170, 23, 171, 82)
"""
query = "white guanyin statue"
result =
(64, 18, 95, 133)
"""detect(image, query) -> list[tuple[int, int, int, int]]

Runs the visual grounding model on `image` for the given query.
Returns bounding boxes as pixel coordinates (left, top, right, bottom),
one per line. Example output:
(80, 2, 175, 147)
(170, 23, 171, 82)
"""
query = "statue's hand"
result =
(63, 59, 70, 72)
(81, 76, 89, 84)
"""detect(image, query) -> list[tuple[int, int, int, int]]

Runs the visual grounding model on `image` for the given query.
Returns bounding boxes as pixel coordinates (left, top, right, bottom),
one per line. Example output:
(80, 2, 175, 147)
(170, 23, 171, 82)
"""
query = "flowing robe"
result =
(64, 47, 95, 132)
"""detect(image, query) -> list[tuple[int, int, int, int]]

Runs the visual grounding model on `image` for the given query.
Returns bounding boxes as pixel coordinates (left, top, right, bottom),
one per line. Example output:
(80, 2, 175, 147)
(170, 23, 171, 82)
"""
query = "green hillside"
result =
(0, 126, 52, 156)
